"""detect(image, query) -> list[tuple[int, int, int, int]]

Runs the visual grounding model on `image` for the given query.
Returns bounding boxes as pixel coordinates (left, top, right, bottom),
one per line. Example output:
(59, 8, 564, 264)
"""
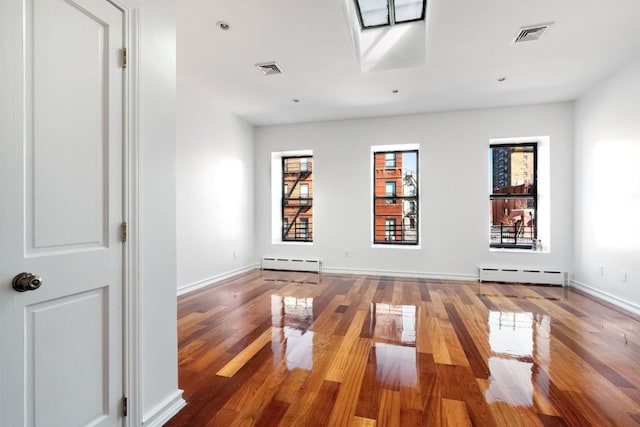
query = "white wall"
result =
(137, 0, 182, 423)
(176, 79, 256, 293)
(574, 56, 640, 313)
(255, 103, 574, 279)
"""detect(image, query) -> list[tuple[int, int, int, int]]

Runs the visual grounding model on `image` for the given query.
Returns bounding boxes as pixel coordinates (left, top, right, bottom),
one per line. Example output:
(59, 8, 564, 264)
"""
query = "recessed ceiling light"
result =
(392, 89, 399, 94)
(292, 98, 300, 103)
(497, 77, 506, 82)
(216, 21, 231, 31)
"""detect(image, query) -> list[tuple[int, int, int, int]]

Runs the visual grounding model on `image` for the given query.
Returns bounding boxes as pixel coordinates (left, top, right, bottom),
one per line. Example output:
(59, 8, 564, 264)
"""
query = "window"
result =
(354, 0, 426, 30)
(374, 150, 418, 244)
(490, 143, 537, 249)
(300, 218, 309, 239)
(385, 153, 396, 168)
(385, 181, 396, 204)
(385, 182, 395, 195)
(385, 219, 396, 241)
(282, 156, 313, 242)
(300, 184, 309, 205)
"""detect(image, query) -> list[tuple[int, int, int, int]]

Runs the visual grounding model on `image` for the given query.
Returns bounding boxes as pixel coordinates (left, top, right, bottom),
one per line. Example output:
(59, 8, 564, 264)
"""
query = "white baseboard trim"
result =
(141, 389, 186, 427)
(177, 264, 259, 296)
(571, 280, 640, 317)
(321, 266, 477, 282)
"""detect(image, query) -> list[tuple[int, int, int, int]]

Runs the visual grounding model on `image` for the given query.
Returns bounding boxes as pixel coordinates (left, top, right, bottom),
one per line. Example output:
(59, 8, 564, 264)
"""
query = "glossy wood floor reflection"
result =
(166, 270, 640, 426)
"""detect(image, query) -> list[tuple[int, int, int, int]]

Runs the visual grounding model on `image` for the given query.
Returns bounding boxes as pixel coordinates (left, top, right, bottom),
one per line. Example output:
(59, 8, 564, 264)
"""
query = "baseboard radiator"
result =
(479, 266, 566, 286)
(262, 257, 321, 273)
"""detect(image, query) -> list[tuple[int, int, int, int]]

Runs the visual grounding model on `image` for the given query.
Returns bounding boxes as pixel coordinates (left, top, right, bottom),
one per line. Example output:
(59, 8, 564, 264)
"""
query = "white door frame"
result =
(108, 1, 141, 425)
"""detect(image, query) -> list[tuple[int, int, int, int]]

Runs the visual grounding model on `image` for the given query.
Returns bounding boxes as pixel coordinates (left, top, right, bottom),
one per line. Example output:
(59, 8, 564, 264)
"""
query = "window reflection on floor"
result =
(370, 303, 418, 387)
(372, 303, 416, 345)
(486, 311, 550, 407)
(262, 270, 320, 285)
(270, 295, 315, 370)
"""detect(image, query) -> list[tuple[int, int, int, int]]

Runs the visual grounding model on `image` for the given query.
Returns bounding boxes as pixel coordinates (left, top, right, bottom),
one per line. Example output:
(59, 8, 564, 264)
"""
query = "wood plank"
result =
(352, 416, 377, 427)
(253, 399, 289, 427)
(354, 346, 382, 419)
(326, 338, 371, 426)
(536, 414, 568, 427)
(324, 310, 368, 382)
(305, 380, 340, 426)
(376, 389, 401, 427)
(417, 352, 442, 426)
(216, 326, 275, 377)
(628, 413, 640, 424)
(444, 303, 490, 379)
(426, 315, 451, 363)
(274, 364, 310, 404)
(438, 317, 469, 367)
(436, 363, 496, 426)
(441, 399, 472, 427)
(204, 408, 238, 427)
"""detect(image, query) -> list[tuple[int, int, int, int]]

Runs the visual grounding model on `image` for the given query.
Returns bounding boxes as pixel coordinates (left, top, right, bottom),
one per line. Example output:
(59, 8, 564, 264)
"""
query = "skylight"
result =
(394, 0, 425, 23)
(355, 0, 426, 29)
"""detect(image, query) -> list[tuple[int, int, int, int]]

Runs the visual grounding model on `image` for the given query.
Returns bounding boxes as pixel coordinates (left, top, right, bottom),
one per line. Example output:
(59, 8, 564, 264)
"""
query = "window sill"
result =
(273, 241, 313, 246)
(489, 247, 549, 254)
(372, 243, 421, 250)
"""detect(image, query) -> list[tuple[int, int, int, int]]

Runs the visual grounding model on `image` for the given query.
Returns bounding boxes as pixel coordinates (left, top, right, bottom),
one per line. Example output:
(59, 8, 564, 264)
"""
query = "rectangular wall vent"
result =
(479, 266, 566, 286)
(262, 257, 321, 273)
(255, 61, 283, 75)
(513, 23, 553, 43)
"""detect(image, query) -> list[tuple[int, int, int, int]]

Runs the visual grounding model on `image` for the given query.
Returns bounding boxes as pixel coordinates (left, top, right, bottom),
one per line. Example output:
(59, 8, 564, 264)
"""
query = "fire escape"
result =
(403, 171, 418, 241)
(283, 159, 312, 241)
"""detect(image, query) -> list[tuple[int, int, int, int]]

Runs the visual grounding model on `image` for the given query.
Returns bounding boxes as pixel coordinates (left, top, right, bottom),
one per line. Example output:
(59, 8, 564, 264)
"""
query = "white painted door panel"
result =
(0, 0, 125, 426)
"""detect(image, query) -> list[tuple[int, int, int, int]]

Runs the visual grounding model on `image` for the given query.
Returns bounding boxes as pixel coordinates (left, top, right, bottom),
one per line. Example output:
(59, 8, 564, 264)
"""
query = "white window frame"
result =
(370, 143, 421, 249)
(271, 150, 313, 245)
(489, 136, 550, 252)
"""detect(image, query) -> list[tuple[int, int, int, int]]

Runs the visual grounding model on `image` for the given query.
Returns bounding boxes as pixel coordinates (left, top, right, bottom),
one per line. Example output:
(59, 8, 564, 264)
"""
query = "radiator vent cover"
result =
(479, 266, 566, 286)
(513, 23, 553, 43)
(262, 257, 321, 273)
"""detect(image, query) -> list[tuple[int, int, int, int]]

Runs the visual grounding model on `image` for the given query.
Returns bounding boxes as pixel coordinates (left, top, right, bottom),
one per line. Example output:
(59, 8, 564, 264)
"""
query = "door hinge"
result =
(122, 396, 128, 417)
(121, 222, 128, 242)
(122, 48, 127, 69)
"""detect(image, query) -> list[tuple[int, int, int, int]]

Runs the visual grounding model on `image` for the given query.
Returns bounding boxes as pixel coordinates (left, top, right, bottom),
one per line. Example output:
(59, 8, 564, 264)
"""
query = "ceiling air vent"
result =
(513, 23, 553, 43)
(255, 61, 283, 75)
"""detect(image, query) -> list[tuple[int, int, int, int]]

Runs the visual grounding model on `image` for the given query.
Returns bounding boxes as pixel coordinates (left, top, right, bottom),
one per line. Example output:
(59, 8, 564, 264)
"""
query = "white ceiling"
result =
(178, 0, 640, 126)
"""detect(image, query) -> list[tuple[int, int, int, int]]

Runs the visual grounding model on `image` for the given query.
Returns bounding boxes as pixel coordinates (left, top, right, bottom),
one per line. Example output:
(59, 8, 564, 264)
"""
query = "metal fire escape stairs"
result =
(403, 172, 417, 221)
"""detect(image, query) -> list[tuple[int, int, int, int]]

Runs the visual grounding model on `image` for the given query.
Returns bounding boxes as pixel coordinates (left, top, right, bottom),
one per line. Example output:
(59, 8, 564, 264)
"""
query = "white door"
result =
(0, 0, 125, 426)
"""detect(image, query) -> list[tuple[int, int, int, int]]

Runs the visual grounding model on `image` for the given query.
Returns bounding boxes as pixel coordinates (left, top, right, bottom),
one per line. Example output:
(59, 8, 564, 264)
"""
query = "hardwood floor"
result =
(166, 270, 640, 426)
